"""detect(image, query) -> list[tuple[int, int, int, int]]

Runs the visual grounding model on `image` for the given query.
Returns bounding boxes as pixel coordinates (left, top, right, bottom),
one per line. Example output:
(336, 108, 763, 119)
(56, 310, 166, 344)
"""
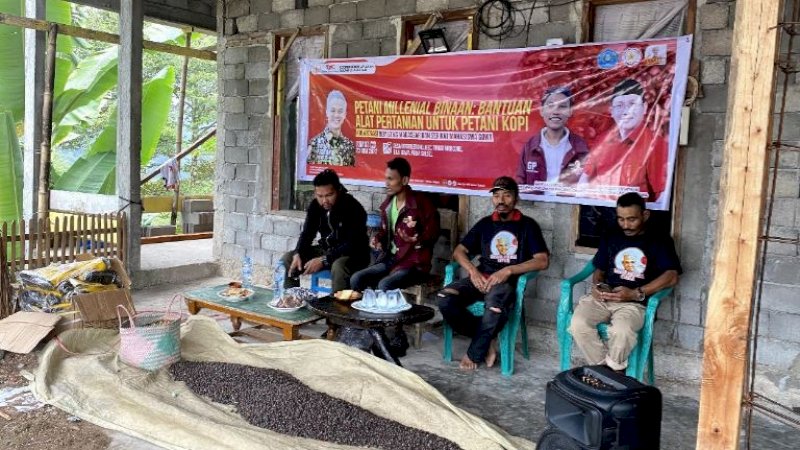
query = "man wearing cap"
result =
(515, 86, 590, 195)
(438, 176, 550, 370)
(568, 192, 681, 372)
(580, 78, 669, 202)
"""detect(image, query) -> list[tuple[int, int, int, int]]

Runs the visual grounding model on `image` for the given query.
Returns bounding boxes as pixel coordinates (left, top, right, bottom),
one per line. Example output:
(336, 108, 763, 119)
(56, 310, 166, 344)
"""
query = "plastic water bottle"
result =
(241, 256, 253, 289)
(273, 260, 286, 300)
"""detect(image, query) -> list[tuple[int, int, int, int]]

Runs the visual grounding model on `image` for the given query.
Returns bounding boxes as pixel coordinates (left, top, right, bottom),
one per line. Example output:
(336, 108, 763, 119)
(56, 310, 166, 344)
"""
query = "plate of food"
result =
(333, 289, 362, 302)
(268, 287, 314, 312)
(217, 282, 254, 302)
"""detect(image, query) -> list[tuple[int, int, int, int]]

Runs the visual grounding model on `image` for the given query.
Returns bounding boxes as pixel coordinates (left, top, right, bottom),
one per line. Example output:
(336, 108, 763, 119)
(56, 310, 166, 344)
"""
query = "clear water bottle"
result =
(273, 260, 286, 300)
(241, 255, 253, 289)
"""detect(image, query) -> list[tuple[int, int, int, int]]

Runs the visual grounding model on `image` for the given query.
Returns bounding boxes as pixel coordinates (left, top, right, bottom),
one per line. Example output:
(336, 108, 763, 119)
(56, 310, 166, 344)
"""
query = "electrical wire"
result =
(476, 0, 582, 41)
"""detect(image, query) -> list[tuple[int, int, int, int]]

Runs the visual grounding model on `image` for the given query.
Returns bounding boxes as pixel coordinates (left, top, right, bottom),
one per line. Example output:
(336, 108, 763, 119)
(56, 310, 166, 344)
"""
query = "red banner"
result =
(298, 36, 692, 210)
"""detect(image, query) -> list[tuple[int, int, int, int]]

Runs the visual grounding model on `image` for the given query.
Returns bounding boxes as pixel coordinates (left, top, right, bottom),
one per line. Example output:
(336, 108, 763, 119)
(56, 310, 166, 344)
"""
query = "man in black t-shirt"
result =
(568, 192, 681, 372)
(438, 177, 550, 370)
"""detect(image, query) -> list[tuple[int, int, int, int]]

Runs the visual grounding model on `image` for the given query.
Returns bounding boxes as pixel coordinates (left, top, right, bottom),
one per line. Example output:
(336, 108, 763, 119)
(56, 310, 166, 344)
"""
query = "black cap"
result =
(489, 176, 519, 195)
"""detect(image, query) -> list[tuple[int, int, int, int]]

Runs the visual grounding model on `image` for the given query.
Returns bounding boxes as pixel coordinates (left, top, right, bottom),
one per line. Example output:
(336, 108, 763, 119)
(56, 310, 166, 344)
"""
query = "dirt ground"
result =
(0, 351, 111, 450)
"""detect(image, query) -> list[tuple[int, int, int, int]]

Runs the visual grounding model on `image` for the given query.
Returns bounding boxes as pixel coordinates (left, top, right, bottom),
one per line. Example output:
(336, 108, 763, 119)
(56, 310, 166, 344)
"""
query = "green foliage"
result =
(0, 111, 23, 223)
(55, 67, 176, 194)
(0, 0, 73, 122)
(0, 2, 219, 222)
(51, 151, 115, 193)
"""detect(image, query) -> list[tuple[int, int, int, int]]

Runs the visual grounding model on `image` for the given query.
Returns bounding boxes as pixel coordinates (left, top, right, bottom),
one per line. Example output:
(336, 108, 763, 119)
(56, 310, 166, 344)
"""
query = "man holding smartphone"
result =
(568, 192, 681, 372)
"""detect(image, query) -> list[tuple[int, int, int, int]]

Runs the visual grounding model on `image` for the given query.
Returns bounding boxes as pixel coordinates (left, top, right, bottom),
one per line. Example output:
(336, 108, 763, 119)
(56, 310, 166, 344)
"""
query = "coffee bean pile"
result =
(169, 361, 462, 450)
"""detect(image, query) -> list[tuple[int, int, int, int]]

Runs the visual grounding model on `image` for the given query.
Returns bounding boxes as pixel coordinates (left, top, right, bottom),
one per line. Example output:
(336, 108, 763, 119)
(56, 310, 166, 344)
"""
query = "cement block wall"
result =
(213, 0, 800, 373)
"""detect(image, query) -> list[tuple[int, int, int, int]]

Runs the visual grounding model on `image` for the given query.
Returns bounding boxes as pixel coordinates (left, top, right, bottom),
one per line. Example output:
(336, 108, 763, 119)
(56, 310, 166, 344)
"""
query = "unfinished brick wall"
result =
(214, 0, 800, 375)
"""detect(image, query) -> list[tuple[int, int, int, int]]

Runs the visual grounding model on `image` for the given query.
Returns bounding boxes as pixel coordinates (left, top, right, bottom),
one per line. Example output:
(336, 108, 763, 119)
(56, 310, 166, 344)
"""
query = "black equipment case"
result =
(539, 365, 662, 450)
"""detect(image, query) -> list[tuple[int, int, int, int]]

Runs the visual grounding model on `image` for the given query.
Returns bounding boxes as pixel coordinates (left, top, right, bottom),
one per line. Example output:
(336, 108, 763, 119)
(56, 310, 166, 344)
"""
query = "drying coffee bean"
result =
(169, 361, 461, 450)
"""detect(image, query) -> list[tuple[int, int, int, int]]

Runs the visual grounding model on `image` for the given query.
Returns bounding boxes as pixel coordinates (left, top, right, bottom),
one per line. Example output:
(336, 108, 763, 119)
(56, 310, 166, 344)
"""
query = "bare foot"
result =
(485, 340, 499, 368)
(459, 354, 478, 370)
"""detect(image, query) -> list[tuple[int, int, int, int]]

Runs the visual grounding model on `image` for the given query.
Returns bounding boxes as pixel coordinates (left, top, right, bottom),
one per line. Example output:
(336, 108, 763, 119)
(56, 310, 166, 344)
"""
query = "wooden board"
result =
(696, 1, 782, 449)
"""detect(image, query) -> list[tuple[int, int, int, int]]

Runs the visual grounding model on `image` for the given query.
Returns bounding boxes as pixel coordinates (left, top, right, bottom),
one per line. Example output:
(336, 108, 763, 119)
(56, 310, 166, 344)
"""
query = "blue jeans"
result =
(350, 262, 425, 291)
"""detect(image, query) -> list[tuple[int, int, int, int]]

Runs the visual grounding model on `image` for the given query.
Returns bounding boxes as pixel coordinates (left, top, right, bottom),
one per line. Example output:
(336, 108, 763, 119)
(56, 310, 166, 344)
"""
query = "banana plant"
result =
(54, 66, 176, 194)
(0, 0, 72, 221)
(0, 111, 22, 224)
(1, 1, 187, 212)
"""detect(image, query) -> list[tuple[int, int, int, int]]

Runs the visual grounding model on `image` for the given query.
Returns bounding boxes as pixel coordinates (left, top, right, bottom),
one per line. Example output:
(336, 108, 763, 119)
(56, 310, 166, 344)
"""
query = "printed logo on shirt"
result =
(526, 161, 538, 173)
(613, 247, 647, 281)
(490, 231, 519, 264)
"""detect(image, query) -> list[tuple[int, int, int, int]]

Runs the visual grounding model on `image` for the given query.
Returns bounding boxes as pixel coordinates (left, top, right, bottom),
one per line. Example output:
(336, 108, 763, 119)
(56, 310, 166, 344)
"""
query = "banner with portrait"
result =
(297, 36, 692, 210)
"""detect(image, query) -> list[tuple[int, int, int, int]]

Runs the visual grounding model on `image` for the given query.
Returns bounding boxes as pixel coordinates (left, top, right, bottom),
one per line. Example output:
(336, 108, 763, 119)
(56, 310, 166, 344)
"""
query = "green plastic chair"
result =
(557, 260, 672, 384)
(441, 261, 538, 377)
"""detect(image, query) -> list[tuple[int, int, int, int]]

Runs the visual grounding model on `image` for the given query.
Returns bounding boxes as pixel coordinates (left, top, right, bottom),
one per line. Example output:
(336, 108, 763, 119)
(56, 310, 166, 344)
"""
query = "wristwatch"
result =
(636, 287, 646, 302)
(320, 255, 329, 267)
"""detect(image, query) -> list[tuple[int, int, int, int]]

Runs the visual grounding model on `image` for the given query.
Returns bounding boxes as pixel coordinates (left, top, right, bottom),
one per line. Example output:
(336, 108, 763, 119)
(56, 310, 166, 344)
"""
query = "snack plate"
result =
(267, 298, 306, 312)
(350, 300, 411, 314)
(333, 290, 362, 302)
(217, 288, 254, 302)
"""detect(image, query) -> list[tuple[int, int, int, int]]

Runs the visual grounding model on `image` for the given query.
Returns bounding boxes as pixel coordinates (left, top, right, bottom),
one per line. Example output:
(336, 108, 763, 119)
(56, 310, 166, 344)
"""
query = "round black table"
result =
(306, 297, 435, 366)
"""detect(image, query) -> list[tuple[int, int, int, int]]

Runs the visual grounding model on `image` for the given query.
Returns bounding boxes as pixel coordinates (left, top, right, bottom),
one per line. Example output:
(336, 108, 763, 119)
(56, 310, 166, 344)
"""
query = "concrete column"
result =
(23, 0, 45, 220)
(117, 0, 143, 274)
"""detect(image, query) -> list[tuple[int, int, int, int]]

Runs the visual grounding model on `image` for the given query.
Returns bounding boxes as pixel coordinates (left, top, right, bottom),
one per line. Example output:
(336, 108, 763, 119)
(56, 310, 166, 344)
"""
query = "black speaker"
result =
(538, 365, 662, 450)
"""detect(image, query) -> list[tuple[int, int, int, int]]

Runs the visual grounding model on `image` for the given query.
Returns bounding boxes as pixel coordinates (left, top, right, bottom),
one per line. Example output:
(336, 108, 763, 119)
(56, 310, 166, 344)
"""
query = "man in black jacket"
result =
(280, 169, 370, 292)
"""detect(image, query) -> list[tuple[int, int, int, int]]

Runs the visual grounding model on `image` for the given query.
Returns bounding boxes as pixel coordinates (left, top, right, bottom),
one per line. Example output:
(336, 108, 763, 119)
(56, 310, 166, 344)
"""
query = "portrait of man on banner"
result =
(515, 86, 590, 196)
(307, 90, 356, 167)
(579, 78, 669, 202)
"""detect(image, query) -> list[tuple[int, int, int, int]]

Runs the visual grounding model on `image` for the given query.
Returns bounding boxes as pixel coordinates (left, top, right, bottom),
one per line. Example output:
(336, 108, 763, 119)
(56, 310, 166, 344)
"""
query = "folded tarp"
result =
(31, 315, 534, 450)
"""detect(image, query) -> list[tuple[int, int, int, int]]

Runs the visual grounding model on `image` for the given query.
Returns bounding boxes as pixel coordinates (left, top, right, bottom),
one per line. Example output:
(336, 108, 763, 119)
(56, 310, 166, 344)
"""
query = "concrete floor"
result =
(140, 239, 216, 271)
(124, 277, 799, 449)
(136, 239, 218, 288)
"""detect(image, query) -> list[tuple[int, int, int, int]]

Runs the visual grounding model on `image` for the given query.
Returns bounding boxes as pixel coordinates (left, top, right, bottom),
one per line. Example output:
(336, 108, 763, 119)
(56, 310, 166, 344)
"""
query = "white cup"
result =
(362, 289, 377, 307)
(391, 289, 406, 307)
(386, 290, 401, 308)
(376, 290, 389, 308)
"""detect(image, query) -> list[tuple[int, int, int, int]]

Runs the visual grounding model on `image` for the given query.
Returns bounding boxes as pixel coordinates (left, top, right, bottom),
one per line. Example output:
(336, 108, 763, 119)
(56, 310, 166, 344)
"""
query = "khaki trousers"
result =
(567, 294, 645, 371)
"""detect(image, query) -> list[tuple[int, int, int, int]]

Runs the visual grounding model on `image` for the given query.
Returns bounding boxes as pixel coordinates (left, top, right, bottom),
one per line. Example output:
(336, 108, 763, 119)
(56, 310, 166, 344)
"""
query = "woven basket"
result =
(116, 299, 181, 371)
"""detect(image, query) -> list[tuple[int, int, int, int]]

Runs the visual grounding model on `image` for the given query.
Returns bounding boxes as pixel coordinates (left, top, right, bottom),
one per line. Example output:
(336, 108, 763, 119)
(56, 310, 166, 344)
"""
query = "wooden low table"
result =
(184, 285, 322, 340)
(306, 297, 435, 365)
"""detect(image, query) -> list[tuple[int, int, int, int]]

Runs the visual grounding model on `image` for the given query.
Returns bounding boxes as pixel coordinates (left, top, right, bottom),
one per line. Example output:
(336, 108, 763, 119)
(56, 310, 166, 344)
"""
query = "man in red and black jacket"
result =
(438, 177, 550, 370)
(351, 158, 440, 291)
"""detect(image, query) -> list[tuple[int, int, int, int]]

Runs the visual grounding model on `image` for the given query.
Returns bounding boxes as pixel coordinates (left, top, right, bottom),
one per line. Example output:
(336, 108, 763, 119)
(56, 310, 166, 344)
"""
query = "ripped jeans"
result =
(437, 276, 517, 363)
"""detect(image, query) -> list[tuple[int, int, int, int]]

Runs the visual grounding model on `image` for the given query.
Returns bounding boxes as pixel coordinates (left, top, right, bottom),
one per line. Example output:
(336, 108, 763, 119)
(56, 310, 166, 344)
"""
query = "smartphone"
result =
(595, 282, 612, 293)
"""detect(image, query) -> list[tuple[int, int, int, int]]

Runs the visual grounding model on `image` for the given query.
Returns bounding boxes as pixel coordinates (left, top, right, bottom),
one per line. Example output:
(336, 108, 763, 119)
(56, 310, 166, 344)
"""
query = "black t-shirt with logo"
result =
(461, 213, 549, 275)
(593, 230, 682, 289)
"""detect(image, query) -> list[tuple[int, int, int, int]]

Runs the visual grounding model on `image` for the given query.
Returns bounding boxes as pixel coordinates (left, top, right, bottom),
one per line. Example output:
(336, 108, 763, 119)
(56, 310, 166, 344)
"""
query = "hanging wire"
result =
(476, 0, 582, 41)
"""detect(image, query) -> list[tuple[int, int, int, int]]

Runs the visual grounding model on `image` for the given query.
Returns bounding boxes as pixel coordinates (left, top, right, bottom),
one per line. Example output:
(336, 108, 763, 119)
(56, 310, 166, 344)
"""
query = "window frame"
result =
(270, 26, 329, 212)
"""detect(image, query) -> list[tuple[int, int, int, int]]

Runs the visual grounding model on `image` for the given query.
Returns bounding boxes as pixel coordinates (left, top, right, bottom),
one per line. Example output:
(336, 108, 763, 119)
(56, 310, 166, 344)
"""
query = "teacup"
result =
(386, 290, 402, 308)
(375, 290, 389, 308)
(362, 289, 377, 308)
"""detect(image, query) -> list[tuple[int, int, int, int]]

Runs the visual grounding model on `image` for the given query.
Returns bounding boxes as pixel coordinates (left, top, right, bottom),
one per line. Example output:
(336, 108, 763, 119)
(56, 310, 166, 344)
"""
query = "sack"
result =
(116, 296, 182, 371)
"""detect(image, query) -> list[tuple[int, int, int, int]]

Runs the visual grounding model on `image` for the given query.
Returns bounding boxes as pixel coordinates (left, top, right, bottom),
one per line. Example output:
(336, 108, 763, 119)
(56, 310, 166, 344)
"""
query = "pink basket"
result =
(116, 296, 182, 371)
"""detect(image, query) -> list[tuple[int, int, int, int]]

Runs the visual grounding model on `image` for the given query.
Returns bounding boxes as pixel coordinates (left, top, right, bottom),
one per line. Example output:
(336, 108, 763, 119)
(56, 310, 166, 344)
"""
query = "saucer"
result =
(217, 288, 254, 302)
(267, 298, 306, 313)
(351, 300, 412, 314)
